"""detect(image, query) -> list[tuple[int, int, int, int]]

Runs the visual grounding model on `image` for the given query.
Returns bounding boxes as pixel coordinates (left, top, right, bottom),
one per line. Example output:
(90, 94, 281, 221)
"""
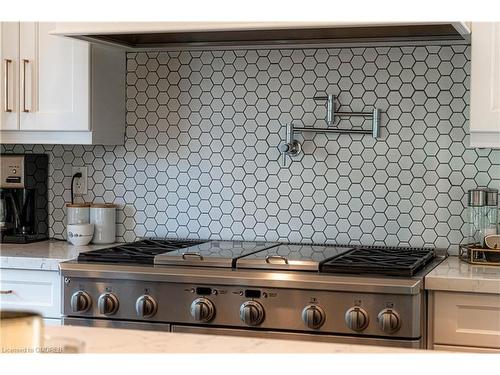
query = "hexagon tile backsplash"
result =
(2, 45, 500, 253)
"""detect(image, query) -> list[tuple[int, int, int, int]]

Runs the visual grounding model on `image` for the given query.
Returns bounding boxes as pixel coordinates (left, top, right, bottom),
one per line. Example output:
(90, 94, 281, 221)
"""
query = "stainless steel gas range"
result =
(60, 239, 445, 349)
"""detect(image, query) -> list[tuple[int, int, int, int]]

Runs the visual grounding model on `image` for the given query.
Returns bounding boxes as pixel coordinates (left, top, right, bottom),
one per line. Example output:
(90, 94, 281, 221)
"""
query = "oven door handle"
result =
(265, 255, 289, 264)
(182, 252, 204, 261)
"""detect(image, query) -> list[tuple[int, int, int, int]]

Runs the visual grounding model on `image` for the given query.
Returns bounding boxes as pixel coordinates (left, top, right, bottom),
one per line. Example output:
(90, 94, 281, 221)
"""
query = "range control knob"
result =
(377, 309, 401, 334)
(190, 298, 215, 322)
(136, 295, 158, 318)
(70, 291, 91, 313)
(345, 306, 369, 332)
(240, 301, 265, 326)
(302, 305, 326, 329)
(98, 292, 119, 315)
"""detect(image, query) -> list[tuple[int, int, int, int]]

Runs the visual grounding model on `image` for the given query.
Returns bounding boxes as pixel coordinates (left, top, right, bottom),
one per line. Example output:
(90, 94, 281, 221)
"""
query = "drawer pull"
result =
(0, 289, 13, 294)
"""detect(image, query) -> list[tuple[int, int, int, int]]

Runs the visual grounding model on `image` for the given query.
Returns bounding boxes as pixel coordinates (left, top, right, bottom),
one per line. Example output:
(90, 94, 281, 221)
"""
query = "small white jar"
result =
(66, 203, 90, 225)
(90, 203, 117, 244)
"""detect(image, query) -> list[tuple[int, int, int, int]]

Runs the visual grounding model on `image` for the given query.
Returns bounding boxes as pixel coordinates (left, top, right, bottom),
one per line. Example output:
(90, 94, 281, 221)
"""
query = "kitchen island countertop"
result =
(0, 239, 121, 271)
(44, 325, 424, 353)
(425, 256, 500, 294)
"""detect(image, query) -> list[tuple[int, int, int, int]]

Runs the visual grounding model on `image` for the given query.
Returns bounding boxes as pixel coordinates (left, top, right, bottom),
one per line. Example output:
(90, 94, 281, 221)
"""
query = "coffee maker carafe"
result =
(0, 154, 48, 243)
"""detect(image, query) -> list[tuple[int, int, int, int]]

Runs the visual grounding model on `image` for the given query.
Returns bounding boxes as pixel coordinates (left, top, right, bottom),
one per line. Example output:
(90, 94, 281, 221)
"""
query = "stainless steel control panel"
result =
(63, 277, 422, 339)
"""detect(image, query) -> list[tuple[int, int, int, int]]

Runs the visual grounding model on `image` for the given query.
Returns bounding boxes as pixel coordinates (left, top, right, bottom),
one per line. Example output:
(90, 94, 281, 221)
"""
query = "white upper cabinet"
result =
(0, 22, 19, 131)
(470, 22, 500, 148)
(19, 22, 90, 132)
(0, 22, 125, 145)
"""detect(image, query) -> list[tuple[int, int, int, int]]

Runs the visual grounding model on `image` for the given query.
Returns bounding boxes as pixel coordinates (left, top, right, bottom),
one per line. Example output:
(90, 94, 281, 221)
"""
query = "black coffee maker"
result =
(0, 154, 48, 243)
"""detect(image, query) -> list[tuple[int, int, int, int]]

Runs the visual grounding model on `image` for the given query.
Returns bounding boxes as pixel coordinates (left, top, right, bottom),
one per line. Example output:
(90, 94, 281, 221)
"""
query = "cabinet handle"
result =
(265, 255, 289, 264)
(3, 59, 12, 112)
(0, 290, 13, 294)
(21, 59, 30, 113)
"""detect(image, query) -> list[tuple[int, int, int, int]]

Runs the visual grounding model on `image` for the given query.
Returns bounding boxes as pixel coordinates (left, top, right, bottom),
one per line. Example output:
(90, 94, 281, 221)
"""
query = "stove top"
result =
(76, 238, 437, 277)
(77, 238, 207, 265)
(320, 246, 435, 277)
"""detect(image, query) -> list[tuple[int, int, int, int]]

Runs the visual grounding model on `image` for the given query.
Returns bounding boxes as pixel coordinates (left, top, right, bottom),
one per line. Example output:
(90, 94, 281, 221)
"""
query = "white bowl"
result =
(67, 223, 94, 246)
(67, 223, 94, 236)
(68, 235, 93, 246)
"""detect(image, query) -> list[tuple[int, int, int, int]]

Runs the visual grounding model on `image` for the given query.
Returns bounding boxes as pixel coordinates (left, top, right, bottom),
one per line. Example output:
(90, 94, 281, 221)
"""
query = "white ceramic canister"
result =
(66, 203, 90, 225)
(90, 203, 117, 244)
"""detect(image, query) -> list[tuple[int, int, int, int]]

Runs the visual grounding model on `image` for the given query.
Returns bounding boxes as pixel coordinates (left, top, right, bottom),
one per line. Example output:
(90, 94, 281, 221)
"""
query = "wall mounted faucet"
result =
(279, 122, 301, 167)
(278, 93, 382, 167)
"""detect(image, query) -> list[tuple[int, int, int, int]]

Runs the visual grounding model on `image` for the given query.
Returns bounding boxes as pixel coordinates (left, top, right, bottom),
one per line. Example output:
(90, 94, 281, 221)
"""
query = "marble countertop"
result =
(43, 325, 423, 353)
(0, 240, 121, 271)
(425, 256, 500, 294)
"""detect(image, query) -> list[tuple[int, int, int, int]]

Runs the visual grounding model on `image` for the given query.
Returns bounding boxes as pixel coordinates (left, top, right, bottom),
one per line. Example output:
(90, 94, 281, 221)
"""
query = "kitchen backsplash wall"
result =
(3, 45, 500, 253)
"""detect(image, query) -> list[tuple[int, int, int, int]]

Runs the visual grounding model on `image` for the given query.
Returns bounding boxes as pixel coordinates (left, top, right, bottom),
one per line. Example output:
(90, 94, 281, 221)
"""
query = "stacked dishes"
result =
(65, 203, 117, 245)
(66, 203, 93, 245)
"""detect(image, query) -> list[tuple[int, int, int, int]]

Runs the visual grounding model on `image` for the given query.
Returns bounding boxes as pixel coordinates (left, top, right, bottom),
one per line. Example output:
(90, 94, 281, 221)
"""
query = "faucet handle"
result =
(280, 122, 302, 168)
(279, 143, 290, 153)
(278, 141, 301, 167)
(279, 143, 289, 167)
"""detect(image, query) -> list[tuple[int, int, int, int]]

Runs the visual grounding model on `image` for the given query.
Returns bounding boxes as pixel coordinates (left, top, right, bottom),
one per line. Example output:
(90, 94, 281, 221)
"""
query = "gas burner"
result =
(77, 238, 207, 264)
(320, 246, 435, 277)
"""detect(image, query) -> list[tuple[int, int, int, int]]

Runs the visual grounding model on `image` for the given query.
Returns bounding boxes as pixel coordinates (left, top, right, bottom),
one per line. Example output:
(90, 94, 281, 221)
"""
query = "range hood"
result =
(53, 22, 471, 49)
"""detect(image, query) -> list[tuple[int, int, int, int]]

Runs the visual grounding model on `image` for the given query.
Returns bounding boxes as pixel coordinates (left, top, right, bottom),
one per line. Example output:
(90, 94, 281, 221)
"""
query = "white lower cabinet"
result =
(0, 268, 62, 322)
(428, 291, 500, 352)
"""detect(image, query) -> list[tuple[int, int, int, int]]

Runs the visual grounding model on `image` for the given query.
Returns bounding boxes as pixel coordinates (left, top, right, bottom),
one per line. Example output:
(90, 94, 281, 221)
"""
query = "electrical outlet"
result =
(72, 166, 88, 196)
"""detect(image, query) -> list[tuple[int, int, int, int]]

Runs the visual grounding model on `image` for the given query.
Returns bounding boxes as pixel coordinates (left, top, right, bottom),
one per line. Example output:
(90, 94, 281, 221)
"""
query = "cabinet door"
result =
(470, 22, 500, 148)
(0, 268, 62, 319)
(19, 22, 90, 131)
(0, 22, 19, 130)
(433, 291, 500, 349)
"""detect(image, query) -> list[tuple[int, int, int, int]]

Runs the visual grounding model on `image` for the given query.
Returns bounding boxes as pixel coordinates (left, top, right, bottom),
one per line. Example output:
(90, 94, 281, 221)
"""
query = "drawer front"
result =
(64, 317, 171, 332)
(433, 291, 500, 349)
(0, 268, 62, 319)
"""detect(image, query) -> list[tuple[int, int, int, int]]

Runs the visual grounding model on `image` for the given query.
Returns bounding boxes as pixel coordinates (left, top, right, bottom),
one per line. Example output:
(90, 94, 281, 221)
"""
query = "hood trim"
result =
(60, 23, 470, 50)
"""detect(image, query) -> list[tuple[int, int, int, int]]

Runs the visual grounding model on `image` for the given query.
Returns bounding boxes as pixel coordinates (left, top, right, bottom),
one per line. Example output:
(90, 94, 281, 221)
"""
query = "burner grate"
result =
(77, 238, 206, 264)
(320, 246, 435, 277)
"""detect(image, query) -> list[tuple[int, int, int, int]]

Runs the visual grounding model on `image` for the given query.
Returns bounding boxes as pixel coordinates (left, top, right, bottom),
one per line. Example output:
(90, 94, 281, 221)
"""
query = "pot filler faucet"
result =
(279, 94, 381, 167)
(279, 122, 301, 167)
